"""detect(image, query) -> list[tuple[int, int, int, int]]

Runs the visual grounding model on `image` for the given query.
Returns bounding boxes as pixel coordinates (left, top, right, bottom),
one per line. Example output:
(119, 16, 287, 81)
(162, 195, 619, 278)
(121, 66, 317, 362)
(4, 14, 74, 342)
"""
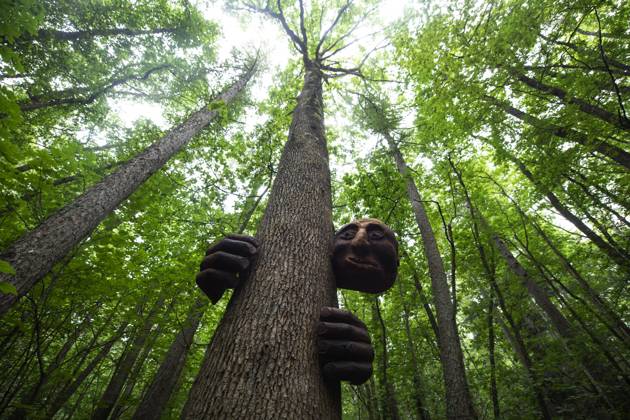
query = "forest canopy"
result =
(0, 0, 628, 418)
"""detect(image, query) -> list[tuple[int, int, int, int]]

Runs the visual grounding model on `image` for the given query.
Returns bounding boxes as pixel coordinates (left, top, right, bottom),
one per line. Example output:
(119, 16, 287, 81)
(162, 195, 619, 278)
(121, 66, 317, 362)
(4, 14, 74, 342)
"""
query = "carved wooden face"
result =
(332, 218, 399, 293)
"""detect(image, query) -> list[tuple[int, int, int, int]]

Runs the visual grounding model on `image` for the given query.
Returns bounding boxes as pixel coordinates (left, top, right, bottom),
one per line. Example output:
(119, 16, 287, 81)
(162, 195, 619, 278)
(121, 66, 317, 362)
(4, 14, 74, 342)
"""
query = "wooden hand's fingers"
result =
(322, 361, 373, 385)
(226, 234, 259, 248)
(317, 321, 370, 343)
(320, 307, 366, 329)
(318, 339, 374, 362)
(206, 237, 258, 258)
(200, 251, 251, 273)
(195, 269, 239, 304)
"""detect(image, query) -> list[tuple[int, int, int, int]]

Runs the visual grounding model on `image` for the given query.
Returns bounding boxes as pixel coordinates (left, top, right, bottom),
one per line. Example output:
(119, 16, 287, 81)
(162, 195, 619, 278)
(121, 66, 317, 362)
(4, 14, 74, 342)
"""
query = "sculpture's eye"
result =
(368, 230, 384, 240)
(339, 229, 356, 240)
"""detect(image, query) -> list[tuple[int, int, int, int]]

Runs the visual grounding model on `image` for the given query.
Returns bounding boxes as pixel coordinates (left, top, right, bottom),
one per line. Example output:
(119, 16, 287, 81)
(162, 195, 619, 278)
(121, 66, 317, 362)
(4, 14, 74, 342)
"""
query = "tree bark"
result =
(386, 136, 476, 419)
(0, 62, 256, 317)
(181, 63, 340, 419)
(92, 299, 163, 420)
(132, 298, 206, 420)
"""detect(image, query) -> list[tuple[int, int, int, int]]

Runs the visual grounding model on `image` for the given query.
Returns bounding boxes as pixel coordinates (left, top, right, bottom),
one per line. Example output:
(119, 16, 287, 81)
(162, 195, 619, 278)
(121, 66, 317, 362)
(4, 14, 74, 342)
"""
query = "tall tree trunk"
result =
(386, 135, 476, 419)
(181, 63, 339, 418)
(373, 298, 401, 420)
(45, 322, 128, 418)
(92, 299, 163, 420)
(0, 62, 256, 317)
(398, 283, 431, 420)
(132, 298, 206, 420)
(487, 292, 500, 420)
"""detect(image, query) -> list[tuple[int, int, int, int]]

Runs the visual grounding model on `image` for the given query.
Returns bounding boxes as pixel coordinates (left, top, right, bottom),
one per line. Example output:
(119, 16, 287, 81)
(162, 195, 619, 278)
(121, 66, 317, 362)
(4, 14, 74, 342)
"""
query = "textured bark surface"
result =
(0, 65, 255, 317)
(132, 298, 206, 420)
(387, 138, 476, 419)
(181, 64, 339, 419)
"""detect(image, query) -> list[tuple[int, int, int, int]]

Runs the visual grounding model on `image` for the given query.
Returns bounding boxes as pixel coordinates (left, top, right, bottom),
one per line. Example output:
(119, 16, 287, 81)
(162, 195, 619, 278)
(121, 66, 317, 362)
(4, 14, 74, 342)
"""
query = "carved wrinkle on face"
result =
(332, 219, 398, 294)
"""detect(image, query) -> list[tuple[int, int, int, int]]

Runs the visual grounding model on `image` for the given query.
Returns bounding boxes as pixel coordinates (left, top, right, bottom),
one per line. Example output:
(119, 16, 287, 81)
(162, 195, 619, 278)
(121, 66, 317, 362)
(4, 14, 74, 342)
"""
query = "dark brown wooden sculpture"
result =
(196, 218, 398, 385)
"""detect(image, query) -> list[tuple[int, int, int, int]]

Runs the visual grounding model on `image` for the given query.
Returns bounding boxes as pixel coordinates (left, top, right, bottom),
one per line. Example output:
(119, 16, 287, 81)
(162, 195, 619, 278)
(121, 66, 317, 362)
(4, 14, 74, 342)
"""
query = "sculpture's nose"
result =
(350, 228, 370, 255)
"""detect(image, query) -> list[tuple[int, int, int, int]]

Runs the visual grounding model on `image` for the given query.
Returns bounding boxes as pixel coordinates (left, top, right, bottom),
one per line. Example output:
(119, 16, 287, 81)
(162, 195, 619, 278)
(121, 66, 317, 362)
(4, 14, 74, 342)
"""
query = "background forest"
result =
(0, 0, 628, 418)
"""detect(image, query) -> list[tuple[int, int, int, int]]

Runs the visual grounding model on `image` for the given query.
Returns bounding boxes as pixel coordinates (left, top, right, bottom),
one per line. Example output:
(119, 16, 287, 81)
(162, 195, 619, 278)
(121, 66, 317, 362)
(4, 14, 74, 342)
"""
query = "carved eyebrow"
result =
(335, 224, 358, 235)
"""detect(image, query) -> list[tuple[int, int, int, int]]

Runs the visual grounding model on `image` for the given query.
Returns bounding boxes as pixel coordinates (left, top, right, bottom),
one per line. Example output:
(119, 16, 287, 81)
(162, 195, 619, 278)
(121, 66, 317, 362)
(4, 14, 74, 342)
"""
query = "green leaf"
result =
(0, 260, 16, 275)
(0, 282, 18, 296)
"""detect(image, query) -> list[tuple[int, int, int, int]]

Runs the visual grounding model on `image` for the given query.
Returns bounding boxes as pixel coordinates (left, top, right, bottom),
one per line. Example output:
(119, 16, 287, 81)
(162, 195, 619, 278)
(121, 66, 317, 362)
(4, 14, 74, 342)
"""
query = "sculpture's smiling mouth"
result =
(346, 256, 379, 269)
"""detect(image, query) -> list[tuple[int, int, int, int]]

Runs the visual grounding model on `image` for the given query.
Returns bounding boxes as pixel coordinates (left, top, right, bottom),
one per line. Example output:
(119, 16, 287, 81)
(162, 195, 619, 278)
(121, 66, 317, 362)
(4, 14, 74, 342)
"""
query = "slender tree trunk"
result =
(132, 298, 206, 420)
(398, 283, 431, 420)
(564, 173, 630, 228)
(92, 299, 163, 420)
(487, 292, 500, 420)
(449, 157, 554, 419)
(484, 95, 630, 170)
(18, 64, 172, 112)
(22, 26, 178, 43)
(508, 151, 630, 269)
(373, 298, 401, 420)
(8, 314, 91, 419)
(0, 62, 256, 317)
(46, 322, 128, 418)
(400, 248, 440, 341)
(110, 325, 161, 420)
(181, 63, 339, 419)
(386, 136, 476, 419)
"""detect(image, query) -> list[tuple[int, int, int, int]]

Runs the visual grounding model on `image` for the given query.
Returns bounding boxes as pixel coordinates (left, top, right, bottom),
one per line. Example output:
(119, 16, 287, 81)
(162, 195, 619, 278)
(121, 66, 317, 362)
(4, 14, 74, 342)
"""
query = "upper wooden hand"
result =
(196, 234, 259, 304)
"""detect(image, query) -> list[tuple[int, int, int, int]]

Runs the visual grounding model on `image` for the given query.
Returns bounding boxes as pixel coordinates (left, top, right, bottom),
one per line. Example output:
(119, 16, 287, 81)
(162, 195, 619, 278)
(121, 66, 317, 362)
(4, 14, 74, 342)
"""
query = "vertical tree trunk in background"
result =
(132, 298, 206, 420)
(92, 299, 163, 420)
(110, 324, 162, 420)
(0, 62, 256, 317)
(398, 283, 431, 420)
(450, 158, 554, 419)
(487, 293, 500, 420)
(386, 136, 476, 419)
(401, 247, 440, 341)
(373, 298, 401, 420)
(46, 322, 128, 418)
(182, 63, 339, 419)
